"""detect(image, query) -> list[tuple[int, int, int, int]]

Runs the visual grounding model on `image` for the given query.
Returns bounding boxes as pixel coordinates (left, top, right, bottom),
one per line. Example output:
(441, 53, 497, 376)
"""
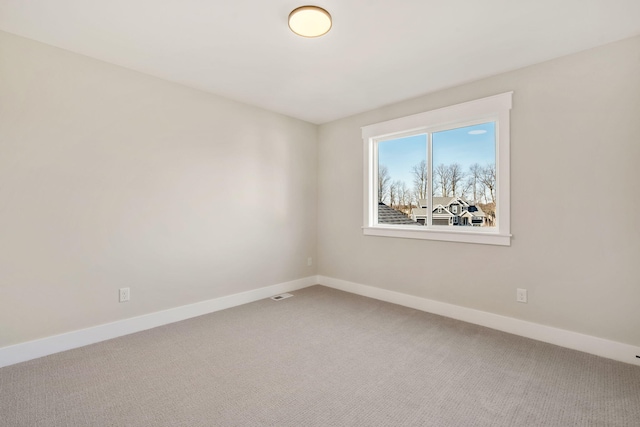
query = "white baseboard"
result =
(318, 275, 640, 366)
(4, 275, 638, 368)
(0, 276, 319, 368)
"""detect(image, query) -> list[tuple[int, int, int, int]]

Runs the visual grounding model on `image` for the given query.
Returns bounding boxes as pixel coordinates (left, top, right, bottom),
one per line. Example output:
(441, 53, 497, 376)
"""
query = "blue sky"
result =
(378, 122, 495, 187)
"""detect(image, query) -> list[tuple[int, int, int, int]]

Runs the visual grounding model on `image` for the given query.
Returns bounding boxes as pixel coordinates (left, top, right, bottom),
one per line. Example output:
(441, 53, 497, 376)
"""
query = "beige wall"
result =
(317, 36, 640, 346)
(0, 31, 318, 347)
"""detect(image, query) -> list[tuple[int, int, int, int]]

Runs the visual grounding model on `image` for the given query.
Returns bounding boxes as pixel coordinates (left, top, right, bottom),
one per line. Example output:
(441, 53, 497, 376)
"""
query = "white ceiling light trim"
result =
(288, 6, 332, 38)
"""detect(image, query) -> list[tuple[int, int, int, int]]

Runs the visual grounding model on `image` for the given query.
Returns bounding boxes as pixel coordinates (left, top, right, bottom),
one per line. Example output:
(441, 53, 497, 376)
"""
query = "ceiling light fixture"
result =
(288, 6, 332, 38)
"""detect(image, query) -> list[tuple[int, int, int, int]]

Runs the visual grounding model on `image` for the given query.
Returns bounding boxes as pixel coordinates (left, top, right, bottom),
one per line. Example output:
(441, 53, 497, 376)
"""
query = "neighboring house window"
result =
(362, 92, 512, 246)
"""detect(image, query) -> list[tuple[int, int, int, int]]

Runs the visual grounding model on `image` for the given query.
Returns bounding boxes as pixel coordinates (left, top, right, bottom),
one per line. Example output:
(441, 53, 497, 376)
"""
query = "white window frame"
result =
(362, 92, 512, 246)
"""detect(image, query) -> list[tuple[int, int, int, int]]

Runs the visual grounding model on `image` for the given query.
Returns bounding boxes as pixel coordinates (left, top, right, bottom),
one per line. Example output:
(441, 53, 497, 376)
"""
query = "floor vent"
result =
(270, 293, 294, 301)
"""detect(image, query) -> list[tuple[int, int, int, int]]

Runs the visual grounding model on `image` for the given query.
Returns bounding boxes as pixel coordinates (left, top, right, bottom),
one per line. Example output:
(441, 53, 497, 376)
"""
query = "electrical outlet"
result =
(119, 287, 130, 303)
(516, 288, 527, 303)
(307, 257, 313, 266)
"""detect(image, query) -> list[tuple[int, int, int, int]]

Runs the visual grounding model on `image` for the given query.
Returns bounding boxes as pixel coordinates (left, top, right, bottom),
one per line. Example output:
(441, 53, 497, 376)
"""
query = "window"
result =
(362, 92, 512, 246)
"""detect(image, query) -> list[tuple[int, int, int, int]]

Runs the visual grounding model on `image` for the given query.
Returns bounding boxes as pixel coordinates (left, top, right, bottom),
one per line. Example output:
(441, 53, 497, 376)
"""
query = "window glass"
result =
(377, 135, 426, 226)
(432, 122, 496, 228)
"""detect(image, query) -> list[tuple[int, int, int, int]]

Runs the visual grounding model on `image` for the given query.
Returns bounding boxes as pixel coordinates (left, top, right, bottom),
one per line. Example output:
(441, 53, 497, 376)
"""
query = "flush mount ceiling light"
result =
(288, 6, 332, 38)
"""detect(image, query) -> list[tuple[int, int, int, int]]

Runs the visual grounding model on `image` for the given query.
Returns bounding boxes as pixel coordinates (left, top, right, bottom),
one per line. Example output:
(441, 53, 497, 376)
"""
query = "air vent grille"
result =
(270, 293, 294, 301)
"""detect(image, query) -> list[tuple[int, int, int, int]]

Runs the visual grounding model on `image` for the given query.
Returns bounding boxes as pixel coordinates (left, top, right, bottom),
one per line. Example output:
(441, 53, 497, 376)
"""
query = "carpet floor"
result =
(1, 285, 639, 426)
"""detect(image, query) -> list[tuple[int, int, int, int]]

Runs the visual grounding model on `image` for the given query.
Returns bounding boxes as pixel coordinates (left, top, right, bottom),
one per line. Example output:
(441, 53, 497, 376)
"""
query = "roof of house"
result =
(471, 206, 487, 216)
(468, 205, 486, 216)
(378, 203, 419, 225)
(414, 197, 487, 219)
(433, 205, 454, 218)
(411, 205, 456, 218)
(432, 197, 454, 207)
(411, 207, 426, 217)
(433, 196, 469, 207)
(418, 196, 472, 208)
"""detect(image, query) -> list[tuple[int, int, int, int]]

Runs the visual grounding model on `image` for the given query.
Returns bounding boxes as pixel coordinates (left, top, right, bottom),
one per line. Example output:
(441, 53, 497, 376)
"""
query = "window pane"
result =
(432, 123, 496, 227)
(377, 134, 426, 226)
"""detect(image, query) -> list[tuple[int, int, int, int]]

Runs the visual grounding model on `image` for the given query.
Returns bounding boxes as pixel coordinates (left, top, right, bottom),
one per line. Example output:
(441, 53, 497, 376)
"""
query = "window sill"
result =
(362, 226, 511, 246)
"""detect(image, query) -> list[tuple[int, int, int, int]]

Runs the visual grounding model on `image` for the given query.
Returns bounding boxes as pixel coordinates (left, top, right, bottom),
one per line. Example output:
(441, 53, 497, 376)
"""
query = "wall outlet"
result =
(307, 257, 313, 266)
(119, 287, 130, 303)
(516, 288, 527, 303)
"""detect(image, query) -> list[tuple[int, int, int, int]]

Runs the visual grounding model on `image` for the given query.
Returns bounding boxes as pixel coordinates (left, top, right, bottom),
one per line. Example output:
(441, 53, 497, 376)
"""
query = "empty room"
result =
(1, 1, 639, 426)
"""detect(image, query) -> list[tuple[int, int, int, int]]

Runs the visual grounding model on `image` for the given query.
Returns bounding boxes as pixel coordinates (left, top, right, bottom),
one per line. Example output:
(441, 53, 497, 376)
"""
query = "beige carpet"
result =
(1, 285, 639, 426)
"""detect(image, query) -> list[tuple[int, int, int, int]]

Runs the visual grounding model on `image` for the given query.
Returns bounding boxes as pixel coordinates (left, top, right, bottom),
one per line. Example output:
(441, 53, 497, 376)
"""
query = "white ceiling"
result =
(1, 1, 639, 124)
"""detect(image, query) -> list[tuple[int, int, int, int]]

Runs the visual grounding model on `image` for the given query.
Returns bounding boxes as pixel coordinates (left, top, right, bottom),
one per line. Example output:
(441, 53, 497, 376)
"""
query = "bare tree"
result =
(435, 163, 452, 197)
(466, 163, 483, 203)
(400, 182, 414, 214)
(460, 179, 473, 201)
(389, 180, 402, 208)
(378, 165, 390, 203)
(449, 163, 465, 197)
(480, 163, 496, 203)
(411, 160, 428, 200)
(479, 202, 496, 226)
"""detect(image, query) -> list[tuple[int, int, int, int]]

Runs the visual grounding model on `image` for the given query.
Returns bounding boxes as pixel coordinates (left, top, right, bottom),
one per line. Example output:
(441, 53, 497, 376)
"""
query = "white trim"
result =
(5, 275, 637, 368)
(361, 92, 513, 140)
(0, 276, 319, 368)
(318, 275, 640, 366)
(363, 226, 512, 246)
